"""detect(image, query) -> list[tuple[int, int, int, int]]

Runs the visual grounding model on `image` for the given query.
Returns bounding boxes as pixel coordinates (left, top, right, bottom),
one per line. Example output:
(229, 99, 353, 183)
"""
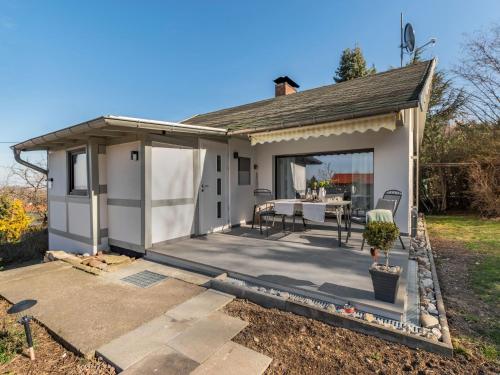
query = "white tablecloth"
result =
(274, 200, 296, 216)
(302, 202, 327, 223)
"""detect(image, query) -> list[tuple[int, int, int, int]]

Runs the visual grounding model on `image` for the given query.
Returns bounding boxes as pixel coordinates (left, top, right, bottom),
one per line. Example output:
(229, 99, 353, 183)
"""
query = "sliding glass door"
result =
(275, 150, 374, 211)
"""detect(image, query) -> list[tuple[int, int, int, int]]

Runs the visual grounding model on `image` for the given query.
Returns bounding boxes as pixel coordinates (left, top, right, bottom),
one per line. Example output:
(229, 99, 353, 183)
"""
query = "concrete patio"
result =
(148, 222, 417, 321)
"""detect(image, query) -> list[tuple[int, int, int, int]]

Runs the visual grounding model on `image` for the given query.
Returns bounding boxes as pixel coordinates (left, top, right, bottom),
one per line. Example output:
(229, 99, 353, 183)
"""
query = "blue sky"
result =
(0, 0, 499, 181)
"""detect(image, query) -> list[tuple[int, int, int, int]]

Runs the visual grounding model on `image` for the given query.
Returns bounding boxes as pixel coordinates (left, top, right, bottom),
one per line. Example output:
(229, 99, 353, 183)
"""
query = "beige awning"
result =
(249, 113, 399, 146)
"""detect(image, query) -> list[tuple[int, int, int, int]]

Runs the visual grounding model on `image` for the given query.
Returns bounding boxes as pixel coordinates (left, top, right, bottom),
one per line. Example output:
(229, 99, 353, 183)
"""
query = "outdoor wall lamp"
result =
(130, 151, 139, 161)
(233, 152, 239, 159)
(48, 178, 54, 189)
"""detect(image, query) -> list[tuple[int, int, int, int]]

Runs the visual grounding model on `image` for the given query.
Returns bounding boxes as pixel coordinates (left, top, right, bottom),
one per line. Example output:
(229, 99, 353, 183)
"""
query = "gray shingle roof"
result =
(182, 60, 434, 132)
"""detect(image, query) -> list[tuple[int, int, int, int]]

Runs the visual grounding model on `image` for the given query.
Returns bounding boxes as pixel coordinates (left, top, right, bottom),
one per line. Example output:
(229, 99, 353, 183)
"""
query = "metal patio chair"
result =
(251, 189, 276, 235)
(360, 189, 406, 250)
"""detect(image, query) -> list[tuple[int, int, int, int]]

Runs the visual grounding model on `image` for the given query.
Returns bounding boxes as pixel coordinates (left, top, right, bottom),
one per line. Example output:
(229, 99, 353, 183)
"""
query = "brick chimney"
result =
(273, 76, 299, 97)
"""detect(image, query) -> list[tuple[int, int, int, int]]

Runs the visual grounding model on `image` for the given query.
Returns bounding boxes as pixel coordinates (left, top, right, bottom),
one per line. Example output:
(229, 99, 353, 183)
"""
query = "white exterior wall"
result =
(228, 137, 256, 225)
(106, 141, 142, 246)
(254, 123, 413, 233)
(150, 144, 197, 244)
(47, 148, 95, 254)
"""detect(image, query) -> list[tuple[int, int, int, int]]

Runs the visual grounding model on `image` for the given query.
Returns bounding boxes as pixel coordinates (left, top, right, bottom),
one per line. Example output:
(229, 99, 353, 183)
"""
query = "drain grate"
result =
(121, 270, 168, 288)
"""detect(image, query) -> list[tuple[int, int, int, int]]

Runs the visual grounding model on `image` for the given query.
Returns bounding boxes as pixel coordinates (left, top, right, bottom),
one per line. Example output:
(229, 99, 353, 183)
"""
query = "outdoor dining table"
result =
(267, 199, 352, 247)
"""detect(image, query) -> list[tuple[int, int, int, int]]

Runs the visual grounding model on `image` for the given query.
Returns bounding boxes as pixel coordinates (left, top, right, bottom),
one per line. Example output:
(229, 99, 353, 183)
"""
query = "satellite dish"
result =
(404, 23, 415, 52)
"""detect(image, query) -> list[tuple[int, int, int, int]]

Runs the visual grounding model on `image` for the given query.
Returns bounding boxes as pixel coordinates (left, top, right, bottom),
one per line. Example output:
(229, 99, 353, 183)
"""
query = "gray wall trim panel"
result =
(109, 238, 145, 254)
(100, 228, 108, 238)
(49, 227, 93, 245)
(49, 195, 90, 204)
(99, 184, 107, 194)
(151, 197, 195, 207)
(98, 144, 107, 154)
(107, 198, 141, 207)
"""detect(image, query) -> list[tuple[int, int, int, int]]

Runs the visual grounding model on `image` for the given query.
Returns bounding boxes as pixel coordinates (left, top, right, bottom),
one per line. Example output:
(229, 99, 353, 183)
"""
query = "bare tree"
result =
(3, 158, 47, 224)
(454, 25, 500, 125)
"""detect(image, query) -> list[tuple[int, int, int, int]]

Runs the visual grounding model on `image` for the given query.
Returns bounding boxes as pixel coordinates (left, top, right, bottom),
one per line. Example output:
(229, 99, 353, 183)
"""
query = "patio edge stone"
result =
(422, 216, 452, 348)
(211, 279, 454, 357)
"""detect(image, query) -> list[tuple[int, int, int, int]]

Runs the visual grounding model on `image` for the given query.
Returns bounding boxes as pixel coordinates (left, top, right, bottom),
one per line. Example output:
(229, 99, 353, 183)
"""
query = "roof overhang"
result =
(12, 115, 228, 152)
(247, 112, 401, 146)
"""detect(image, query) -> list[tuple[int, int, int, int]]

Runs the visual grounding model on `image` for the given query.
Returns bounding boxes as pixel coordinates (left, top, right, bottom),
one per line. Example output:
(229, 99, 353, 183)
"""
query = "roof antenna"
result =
(400, 12, 436, 66)
(400, 13, 415, 67)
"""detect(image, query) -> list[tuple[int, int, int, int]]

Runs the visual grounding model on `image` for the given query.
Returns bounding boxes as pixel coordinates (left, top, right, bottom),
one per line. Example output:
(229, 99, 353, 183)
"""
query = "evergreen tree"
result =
(334, 46, 376, 83)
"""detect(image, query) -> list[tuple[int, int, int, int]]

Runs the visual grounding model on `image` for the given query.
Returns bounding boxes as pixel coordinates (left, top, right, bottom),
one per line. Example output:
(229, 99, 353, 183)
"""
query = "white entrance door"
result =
(199, 139, 228, 234)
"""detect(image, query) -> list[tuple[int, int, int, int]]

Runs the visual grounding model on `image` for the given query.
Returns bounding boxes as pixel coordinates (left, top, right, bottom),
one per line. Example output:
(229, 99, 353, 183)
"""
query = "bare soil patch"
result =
(432, 237, 499, 360)
(224, 299, 499, 375)
(0, 299, 115, 375)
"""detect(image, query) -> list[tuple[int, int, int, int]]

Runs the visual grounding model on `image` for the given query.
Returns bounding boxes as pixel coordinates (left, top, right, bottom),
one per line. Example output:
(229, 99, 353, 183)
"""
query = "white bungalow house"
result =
(13, 60, 435, 256)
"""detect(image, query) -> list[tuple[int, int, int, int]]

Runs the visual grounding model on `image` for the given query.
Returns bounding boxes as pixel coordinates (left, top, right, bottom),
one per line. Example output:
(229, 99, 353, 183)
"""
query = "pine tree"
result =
(333, 46, 376, 83)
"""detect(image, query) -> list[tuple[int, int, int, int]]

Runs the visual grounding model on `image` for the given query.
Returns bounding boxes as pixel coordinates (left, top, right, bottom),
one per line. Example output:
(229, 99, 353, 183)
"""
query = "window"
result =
(275, 150, 374, 211)
(68, 148, 88, 195)
(238, 157, 251, 185)
(216, 155, 221, 172)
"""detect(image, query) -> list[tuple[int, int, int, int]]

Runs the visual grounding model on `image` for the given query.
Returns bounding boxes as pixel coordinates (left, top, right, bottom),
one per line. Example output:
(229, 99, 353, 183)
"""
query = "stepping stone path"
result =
(96, 289, 271, 374)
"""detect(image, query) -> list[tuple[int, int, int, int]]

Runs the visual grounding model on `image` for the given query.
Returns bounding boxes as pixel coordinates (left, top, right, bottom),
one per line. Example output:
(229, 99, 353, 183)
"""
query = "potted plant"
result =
(363, 221, 401, 303)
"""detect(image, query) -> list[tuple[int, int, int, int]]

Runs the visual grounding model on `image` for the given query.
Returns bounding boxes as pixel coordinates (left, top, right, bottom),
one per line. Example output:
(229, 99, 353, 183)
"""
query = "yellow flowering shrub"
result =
(0, 196, 31, 244)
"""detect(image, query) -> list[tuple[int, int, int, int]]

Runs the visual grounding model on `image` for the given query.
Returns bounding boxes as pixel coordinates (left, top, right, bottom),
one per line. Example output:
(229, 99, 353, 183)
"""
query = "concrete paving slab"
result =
(0, 263, 203, 357)
(165, 289, 234, 323)
(167, 312, 248, 363)
(120, 346, 199, 375)
(191, 341, 272, 375)
(96, 315, 189, 371)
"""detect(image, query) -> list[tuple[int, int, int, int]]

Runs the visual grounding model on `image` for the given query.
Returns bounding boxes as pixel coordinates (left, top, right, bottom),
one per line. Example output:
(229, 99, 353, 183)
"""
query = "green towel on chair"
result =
(366, 209, 393, 223)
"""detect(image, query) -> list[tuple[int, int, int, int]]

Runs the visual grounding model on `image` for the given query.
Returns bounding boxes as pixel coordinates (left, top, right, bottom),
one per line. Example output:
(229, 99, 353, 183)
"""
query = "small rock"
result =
(420, 269, 432, 278)
(253, 336, 260, 343)
(421, 313, 439, 328)
(326, 304, 336, 313)
(277, 291, 289, 299)
(428, 307, 439, 316)
(88, 259, 108, 270)
(364, 313, 375, 323)
(431, 328, 442, 340)
(82, 253, 90, 257)
(421, 278, 433, 289)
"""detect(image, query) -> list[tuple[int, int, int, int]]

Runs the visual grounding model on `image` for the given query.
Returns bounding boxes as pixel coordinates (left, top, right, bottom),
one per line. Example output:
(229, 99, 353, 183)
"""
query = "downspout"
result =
(12, 148, 48, 175)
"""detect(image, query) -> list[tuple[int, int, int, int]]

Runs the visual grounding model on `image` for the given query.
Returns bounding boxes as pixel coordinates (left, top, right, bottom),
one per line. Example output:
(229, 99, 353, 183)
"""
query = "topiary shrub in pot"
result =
(363, 221, 401, 303)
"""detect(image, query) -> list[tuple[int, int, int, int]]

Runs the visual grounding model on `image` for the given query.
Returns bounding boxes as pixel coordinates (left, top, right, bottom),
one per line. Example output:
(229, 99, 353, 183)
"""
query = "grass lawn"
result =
(426, 215, 499, 304)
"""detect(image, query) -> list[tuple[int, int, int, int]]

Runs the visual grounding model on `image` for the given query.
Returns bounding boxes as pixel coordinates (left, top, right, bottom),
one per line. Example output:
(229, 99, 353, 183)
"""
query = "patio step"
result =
(146, 249, 225, 278)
